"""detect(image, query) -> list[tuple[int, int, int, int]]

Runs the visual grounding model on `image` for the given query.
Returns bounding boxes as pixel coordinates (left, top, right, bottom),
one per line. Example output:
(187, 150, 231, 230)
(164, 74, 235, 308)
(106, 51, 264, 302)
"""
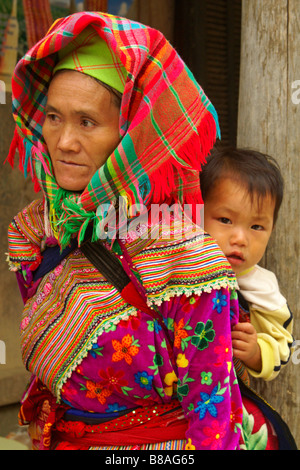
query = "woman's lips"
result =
(58, 160, 84, 166)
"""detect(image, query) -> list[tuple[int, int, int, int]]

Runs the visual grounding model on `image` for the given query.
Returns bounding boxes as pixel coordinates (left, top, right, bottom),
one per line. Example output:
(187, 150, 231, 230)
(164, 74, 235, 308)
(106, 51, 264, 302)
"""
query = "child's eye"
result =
(218, 217, 231, 225)
(251, 224, 264, 231)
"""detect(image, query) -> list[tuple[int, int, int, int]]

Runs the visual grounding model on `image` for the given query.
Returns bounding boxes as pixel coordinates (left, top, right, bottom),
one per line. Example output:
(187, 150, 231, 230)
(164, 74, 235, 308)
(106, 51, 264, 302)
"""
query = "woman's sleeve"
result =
(169, 287, 242, 450)
(7, 199, 45, 302)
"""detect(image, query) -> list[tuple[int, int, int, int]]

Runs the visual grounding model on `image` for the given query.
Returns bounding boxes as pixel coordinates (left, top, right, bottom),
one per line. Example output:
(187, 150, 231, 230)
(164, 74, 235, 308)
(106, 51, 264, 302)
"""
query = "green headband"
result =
(53, 26, 127, 94)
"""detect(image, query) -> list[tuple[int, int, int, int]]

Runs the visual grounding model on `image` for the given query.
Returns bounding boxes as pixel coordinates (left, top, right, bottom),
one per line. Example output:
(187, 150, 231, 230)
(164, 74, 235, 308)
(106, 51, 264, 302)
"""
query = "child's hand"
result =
(232, 322, 262, 372)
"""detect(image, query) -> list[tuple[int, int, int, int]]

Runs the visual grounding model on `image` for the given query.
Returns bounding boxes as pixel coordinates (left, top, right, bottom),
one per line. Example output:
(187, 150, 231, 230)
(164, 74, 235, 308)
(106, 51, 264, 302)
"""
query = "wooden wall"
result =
(0, 97, 33, 414)
(128, 0, 174, 42)
(237, 0, 300, 447)
(174, 0, 242, 146)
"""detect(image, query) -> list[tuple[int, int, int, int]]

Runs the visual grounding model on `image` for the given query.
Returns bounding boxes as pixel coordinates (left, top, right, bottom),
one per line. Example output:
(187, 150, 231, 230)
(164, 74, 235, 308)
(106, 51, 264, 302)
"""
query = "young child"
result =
(200, 146, 294, 382)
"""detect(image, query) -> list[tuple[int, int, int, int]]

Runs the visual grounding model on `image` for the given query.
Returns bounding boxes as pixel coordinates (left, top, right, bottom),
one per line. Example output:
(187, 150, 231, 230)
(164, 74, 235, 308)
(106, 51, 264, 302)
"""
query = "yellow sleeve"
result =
(237, 265, 293, 381)
(248, 303, 293, 381)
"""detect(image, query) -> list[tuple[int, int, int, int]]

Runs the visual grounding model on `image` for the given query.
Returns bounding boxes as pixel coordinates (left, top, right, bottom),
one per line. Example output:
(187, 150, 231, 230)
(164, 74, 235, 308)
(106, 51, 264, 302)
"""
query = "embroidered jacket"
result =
(8, 199, 242, 450)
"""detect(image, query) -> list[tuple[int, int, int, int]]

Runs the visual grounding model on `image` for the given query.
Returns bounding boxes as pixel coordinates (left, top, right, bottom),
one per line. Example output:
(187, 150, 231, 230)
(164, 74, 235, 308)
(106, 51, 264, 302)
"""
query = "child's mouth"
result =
(226, 252, 245, 265)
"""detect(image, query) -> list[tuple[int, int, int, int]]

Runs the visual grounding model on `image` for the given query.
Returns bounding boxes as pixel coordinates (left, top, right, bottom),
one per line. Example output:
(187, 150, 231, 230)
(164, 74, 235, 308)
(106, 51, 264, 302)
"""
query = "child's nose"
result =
(230, 227, 248, 246)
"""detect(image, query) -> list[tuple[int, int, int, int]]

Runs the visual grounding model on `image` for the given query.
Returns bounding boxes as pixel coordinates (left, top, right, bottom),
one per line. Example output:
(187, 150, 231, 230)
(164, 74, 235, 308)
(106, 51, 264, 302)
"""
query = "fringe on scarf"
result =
(5, 127, 52, 193)
(148, 109, 218, 205)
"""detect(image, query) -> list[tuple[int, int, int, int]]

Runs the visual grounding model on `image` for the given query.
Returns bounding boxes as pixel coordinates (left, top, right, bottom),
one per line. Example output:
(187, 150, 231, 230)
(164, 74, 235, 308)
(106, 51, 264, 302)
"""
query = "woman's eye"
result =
(47, 113, 59, 123)
(81, 119, 94, 128)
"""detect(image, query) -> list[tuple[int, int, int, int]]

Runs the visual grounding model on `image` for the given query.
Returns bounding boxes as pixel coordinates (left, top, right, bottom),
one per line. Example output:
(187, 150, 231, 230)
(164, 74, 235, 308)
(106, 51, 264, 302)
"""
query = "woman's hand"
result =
(232, 322, 262, 372)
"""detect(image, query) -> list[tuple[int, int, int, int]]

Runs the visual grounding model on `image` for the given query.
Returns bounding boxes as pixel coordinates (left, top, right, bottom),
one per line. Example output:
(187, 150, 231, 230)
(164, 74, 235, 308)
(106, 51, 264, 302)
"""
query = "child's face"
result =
(203, 177, 275, 276)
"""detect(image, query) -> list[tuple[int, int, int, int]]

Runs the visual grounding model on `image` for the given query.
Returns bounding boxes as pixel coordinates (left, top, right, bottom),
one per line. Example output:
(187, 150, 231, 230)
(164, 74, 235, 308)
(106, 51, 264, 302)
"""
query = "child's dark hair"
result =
(200, 146, 284, 225)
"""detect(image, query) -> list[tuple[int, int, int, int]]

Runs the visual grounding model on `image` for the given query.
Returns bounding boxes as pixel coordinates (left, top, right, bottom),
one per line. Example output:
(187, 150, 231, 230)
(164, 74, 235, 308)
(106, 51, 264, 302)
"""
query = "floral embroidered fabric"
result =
(58, 288, 242, 450)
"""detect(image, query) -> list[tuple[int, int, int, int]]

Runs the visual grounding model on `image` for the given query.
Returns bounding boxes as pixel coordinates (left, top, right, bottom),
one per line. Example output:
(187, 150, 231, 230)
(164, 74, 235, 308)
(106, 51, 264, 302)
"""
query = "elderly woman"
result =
(6, 12, 292, 451)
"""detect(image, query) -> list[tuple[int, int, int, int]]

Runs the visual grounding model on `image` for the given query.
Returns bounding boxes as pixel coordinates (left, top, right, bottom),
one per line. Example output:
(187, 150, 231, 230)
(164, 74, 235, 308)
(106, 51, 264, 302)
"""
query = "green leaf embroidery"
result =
(121, 385, 134, 396)
(177, 374, 195, 402)
(240, 406, 268, 450)
(131, 336, 140, 347)
(154, 386, 165, 398)
(181, 336, 192, 351)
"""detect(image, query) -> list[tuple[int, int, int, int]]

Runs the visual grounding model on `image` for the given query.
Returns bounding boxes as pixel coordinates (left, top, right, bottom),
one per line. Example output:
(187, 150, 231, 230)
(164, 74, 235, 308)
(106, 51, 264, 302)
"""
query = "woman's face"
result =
(42, 70, 120, 192)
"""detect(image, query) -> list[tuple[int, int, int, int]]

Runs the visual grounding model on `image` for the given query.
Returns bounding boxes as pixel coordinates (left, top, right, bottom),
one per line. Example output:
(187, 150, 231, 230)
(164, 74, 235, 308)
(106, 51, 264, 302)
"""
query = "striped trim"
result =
(89, 439, 187, 450)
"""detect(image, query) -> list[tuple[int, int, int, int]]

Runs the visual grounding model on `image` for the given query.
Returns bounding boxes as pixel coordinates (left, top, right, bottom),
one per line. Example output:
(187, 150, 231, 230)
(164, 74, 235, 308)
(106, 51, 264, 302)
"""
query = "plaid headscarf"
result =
(53, 26, 127, 94)
(7, 12, 220, 249)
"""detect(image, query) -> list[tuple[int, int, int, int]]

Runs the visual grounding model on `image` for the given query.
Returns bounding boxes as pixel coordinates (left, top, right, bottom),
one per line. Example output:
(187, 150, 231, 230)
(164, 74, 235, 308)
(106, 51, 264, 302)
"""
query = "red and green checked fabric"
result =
(7, 11, 220, 249)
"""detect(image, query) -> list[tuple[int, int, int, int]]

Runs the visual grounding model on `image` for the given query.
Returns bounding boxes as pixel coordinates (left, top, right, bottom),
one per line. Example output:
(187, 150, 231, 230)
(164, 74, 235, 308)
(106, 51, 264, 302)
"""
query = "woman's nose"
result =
(57, 125, 80, 153)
